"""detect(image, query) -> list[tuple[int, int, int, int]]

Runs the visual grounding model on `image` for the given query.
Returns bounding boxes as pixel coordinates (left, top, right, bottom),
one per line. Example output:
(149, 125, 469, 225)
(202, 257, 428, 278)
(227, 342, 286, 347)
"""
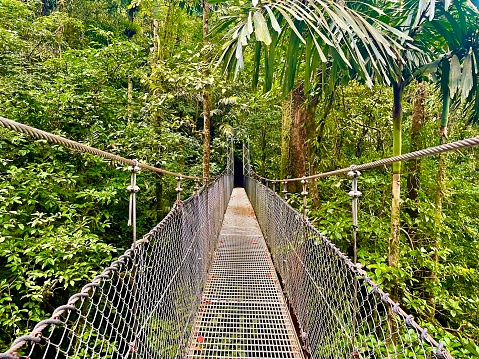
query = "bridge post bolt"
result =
(301, 177, 309, 218)
(176, 176, 183, 202)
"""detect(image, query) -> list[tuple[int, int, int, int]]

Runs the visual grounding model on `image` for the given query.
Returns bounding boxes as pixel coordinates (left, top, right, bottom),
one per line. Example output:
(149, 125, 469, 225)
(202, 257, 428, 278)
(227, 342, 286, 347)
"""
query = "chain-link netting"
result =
(245, 176, 452, 359)
(0, 173, 233, 359)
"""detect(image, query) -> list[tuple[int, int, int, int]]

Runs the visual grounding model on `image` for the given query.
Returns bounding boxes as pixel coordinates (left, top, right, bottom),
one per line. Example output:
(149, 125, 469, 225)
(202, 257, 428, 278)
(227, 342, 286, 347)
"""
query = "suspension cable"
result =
(0, 116, 201, 181)
(253, 135, 479, 183)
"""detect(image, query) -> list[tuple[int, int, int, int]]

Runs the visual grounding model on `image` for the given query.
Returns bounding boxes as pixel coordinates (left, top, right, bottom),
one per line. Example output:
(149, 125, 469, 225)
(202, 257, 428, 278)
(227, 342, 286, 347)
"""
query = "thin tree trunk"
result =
(407, 82, 426, 214)
(202, 0, 211, 184)
(281, 98, 293, 179)
(431, 96, 451, 319)
(160, 3, 172, 61)
(389, 81, 404, 300)
(307, 93, 330, 207)
(386, 80, 404, 344)
(407, 82, 432, 315)
(153, 19, 159, 64)
(128, 75, 133, 121)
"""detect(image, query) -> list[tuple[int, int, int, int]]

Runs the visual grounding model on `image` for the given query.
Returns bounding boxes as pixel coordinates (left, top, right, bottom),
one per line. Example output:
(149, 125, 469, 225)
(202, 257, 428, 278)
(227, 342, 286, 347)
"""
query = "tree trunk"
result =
(202, 0, 211, 184)
(153, 19, 159, 64)
(281, 84, 306, 192)
(407, 82, 426, 215)
(431, 98, 452, 319)
(280, 83, 321, 192)
(127, 75, 133, 121)
(407, 82, 434, 316)
(389, 81, 404, 301)
(281, 98, 292, 179)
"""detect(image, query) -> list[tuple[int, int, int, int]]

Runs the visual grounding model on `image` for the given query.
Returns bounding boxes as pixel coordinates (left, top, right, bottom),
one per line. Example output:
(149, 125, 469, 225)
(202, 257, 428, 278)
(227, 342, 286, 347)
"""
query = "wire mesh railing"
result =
(245, 176, 452, 359)
(0, 172, 233, 359)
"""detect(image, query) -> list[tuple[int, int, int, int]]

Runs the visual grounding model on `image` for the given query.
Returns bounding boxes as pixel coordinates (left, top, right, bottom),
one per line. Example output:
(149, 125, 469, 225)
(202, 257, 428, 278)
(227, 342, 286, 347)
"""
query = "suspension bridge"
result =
(2, 116, 478, 359)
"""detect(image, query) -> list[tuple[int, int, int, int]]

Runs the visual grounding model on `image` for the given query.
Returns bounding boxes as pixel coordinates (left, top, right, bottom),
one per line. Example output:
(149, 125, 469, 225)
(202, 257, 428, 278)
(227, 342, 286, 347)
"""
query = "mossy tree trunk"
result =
(280, 83, 320, 193)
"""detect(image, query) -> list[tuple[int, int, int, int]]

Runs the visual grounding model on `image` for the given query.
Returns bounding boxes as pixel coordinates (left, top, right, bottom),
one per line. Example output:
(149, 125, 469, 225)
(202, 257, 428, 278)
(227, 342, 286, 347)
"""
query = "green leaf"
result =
(449, 55, 461, 99)
(465, 341, 479, 356)
(253, 11, 272, 46)
(247, 11, 253, 34)
(274, 6, 305, 44)
(461, 50, 474, 102)
(264, 5, 281, 34)
(253, 41, 261, 90)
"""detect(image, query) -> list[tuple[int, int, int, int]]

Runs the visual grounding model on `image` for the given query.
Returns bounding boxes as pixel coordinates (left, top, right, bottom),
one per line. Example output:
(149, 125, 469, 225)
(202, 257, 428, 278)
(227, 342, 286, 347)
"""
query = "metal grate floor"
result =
(187, 188, 303, 359)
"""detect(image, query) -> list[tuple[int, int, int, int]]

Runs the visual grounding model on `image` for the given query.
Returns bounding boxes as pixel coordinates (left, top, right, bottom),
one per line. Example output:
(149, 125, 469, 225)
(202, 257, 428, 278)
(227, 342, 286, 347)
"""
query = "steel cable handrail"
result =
(252, 135, 479, 183)
(0, 116, 201, 181)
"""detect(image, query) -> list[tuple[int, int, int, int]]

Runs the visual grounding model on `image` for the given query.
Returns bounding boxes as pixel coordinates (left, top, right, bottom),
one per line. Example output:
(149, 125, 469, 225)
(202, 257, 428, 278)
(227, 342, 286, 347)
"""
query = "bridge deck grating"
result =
(187, 188, 303, 359)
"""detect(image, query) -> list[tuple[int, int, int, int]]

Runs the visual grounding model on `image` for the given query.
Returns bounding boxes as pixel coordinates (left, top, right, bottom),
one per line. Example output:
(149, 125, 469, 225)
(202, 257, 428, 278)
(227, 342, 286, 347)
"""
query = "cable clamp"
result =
(348, 190, 362, 198)
(436, 342, 446, 358)
(127, 185, 140, 193)
(392, 302, 401, 314)
(405, 314, 414, 327)
(347, 165, 361, 178)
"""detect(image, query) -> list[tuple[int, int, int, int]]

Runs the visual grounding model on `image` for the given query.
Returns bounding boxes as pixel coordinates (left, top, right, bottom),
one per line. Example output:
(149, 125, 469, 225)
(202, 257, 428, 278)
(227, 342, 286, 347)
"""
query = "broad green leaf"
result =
(430, 20, 458, 50)
(449, 55, 461, 99)
(264, 5, 281, 34)
(273, 6, 305, 44)
(235, 42, 244, 76)
(247, 11, 253, 34)
(239, 26, 249, 46)
(461, 50, 474, 102)
(253, 11, 272, 45)
(253, 41, 261, 89)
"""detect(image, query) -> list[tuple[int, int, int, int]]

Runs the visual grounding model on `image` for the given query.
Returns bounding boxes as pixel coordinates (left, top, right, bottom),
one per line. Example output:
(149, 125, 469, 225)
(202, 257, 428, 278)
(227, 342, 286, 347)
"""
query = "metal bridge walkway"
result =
(187, 188, 303, 359)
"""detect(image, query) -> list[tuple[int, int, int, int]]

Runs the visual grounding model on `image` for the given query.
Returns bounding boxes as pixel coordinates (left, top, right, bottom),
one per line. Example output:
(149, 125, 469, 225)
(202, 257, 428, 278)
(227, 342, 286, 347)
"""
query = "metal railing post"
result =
(301, 177, 308, 218)
(282, 181, 288, 200)
(176, 176, 183, 202)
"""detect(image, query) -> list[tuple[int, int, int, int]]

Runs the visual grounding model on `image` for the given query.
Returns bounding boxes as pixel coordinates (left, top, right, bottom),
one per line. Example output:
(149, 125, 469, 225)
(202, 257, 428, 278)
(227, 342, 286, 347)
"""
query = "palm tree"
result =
(215, 0, 412, 186)
(410, 0, 479, 316)
(216, 0, 479, 303)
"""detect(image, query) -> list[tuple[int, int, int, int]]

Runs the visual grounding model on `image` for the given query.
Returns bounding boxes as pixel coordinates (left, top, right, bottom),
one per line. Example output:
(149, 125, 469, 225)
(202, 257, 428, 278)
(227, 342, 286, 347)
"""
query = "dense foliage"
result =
(1, 0, 479, 358)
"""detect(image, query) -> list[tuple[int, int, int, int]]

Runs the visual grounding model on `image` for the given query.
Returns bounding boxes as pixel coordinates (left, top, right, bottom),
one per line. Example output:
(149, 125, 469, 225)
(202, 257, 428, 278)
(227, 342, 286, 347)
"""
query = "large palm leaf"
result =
(215, 0, 414, 94)
(416, 0, 479, 123)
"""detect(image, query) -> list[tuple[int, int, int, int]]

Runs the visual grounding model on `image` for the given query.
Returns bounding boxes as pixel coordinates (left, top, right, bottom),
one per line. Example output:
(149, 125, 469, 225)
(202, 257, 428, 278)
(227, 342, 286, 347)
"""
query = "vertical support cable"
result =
(348, 167, 361, 355)
(242, 143, 246, 176)
(301, 177, 308, 218)
(128, 160, 141, 245)
(282, 181, 288, 200)
(127, 160, 140, 356)
(272, 181, 276, 193)
(194, 178, 200, 195)
(176, 176, 183, 202)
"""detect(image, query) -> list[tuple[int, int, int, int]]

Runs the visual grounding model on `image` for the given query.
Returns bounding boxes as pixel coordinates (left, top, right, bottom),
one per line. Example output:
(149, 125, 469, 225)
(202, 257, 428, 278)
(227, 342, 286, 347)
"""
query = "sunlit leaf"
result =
(253, 11, 272, 45)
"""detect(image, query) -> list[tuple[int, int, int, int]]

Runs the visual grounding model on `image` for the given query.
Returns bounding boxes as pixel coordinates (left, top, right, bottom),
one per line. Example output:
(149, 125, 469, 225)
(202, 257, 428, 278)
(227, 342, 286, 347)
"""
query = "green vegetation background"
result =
(0, 0, 478, 358)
